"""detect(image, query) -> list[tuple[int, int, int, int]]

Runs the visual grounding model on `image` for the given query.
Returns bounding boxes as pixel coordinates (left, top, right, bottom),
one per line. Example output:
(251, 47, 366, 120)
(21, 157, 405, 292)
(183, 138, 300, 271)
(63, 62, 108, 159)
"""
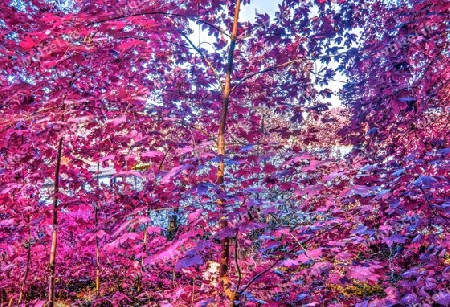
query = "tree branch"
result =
(166, 17, 224, 90)
(231, 60, 301, 93)
(235, 232, 242, 293)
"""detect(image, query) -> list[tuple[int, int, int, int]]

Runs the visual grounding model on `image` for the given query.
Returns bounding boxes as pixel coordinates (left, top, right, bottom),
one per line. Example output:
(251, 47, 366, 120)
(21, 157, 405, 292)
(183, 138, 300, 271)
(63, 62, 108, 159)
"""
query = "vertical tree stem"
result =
(48, 137, 63, 307)
(95, 204, 100, 295)
(217, 0, 241, 303)
(18, 214, 31, 305)
(95, 162, 100, 296)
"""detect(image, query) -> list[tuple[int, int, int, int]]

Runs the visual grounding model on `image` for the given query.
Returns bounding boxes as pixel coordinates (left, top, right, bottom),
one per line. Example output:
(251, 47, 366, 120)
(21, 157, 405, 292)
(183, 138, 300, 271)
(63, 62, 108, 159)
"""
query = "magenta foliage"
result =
(0, 0, 449, 306)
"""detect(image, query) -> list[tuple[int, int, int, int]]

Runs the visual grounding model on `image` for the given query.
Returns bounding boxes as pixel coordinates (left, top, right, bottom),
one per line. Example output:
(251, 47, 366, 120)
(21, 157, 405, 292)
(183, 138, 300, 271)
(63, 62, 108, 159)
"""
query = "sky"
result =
(189, 1, 282, 49)
(240, 0, 281, 22)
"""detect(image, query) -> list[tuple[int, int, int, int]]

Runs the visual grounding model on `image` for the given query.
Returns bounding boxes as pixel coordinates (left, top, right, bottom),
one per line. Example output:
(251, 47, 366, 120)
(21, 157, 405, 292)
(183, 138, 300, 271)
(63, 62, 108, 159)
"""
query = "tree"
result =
(1, 0, 449, 306)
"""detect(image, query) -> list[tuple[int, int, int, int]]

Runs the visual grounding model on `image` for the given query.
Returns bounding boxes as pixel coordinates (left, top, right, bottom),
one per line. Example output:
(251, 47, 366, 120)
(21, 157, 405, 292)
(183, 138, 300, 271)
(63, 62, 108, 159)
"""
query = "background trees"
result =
(0, 0, 449, 306)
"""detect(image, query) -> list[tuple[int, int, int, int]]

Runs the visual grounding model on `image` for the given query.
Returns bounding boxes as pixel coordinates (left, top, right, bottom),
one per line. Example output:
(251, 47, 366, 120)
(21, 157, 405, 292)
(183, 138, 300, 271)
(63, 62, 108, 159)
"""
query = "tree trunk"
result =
(217, 0, 241, 303)
(95, 162, 100, 296)
(18, 214, 31, 305)
(167, 208, 179, 240)
(48, 137, 63, 307)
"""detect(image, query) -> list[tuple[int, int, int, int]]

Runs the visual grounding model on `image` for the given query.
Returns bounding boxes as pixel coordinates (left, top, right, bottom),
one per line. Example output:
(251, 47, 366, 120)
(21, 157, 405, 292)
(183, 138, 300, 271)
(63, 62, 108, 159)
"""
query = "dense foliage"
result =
(0, 0, 449, 306)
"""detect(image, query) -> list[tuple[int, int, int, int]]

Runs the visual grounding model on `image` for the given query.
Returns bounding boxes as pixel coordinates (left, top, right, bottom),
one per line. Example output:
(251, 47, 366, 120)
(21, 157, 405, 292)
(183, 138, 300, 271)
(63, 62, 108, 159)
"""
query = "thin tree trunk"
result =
(167, 208, 179, 240)
(18, 214, 31, 305)
(95, 162, 100, 296)
(217, 0, 241, 304)
(95, 204, 100, 295)
(18, 137, 31, 305)
(48, 137, 63, 307)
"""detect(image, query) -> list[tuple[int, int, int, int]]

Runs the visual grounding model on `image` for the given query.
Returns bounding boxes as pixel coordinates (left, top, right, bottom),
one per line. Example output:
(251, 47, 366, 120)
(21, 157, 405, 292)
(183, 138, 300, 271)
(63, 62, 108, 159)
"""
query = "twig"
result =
(166, 17, 223, 90)
(231, 60, 301, 92)
(234, 232, 242, 293)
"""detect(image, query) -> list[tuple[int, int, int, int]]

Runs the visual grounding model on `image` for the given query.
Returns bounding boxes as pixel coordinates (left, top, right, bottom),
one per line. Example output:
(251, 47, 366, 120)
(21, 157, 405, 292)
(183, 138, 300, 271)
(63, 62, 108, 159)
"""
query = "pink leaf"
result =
(306, 248, 323, 259)
(144, 238, 187, 265)
(100, 154, 115, 162)
(106, 115, 126, 126)
(20, 36, 39, 50)
(33, 300, 46, 307)
(296, 253, 311, 264)
(281, 258, 299, 267)
(147, 226, 161, 234)
(141, 150, 164, 158)
(310, 261, 333, 276)
(0, 219, 14, 226)
(188, 209, 203, 223)
(116, 39, 147, 51)
(347, 265, 381, 282)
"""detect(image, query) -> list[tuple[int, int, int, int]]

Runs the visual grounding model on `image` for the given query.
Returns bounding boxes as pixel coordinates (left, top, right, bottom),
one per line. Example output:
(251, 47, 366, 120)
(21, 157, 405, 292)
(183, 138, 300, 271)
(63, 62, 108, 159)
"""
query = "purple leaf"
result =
(175, 254, 203, 271)
(161, 164, 191, 184)
(398, 97, 416, 103)
(433, 292, 450, 306)
(383, 234, 406, 247)
(188, 209, 203, 223)
(414, 176, 438, 188)
(400, 294, 419, 305)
